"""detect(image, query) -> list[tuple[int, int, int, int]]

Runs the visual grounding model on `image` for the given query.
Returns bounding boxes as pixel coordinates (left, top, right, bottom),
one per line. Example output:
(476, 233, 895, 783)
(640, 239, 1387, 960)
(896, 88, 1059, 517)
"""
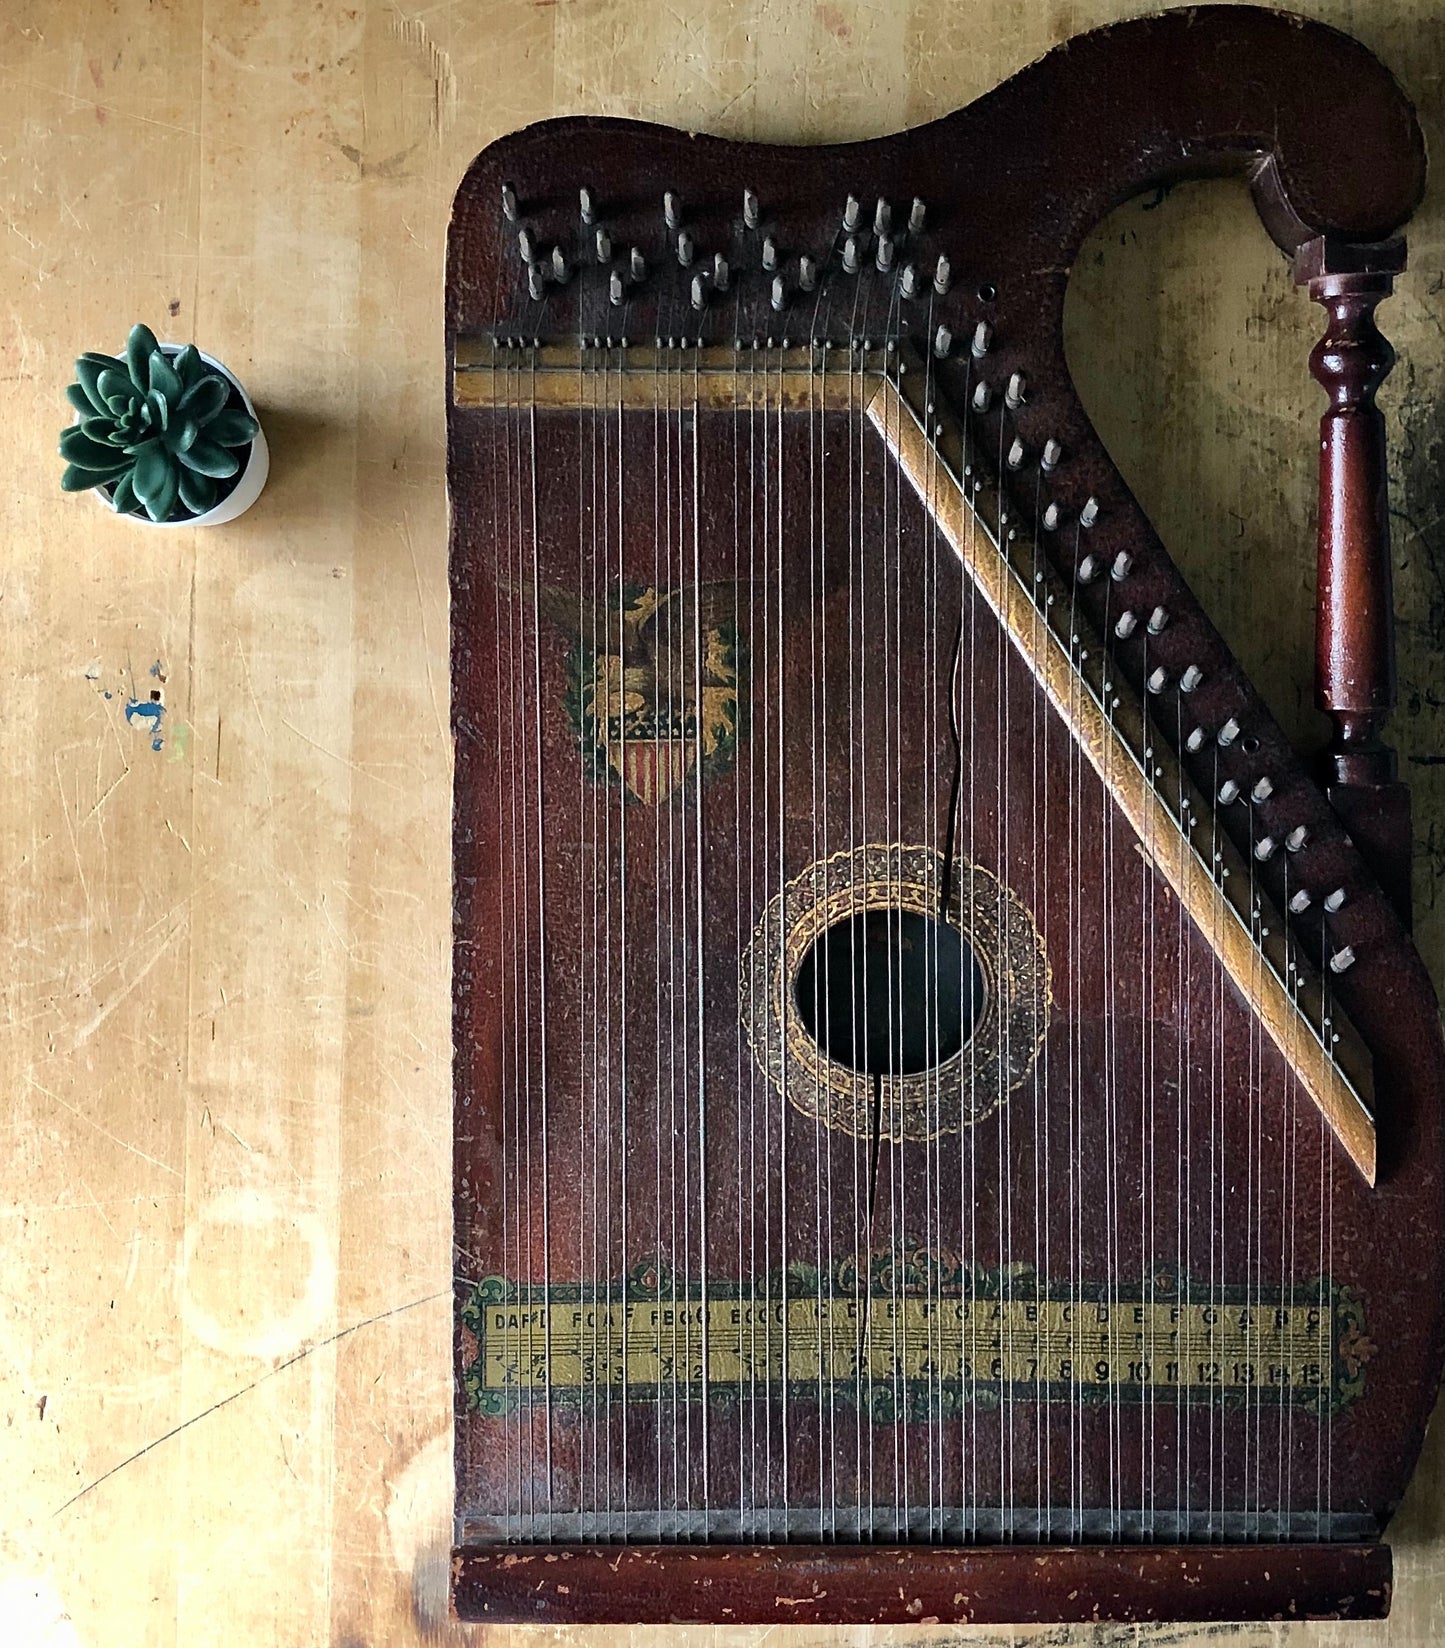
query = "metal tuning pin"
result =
(1217, 716, 1241, 747)
(517, 227, 535, 262)
(1218, 779, 1240, 805)
(713, 253, 730, 292)
(1255, 835, 1278, 861)
(843, 236, 861, 274)
(1076, 551, 1100, 582)
(843, 194, 862, 232)
(664, 191, 682, 230)
(1286, 825, 1308, 852)
(609, 271, 625, 307)
(1329, 945, 1356, 974)
(874, 198, 892, 236)
(971, 321, 992, 359)
(1041, 437, 1062, 472)
(1180, 664, 1204, 693)
(550, 246, 568, 283)
(971, 380, 991, 412)
(934, 254, 952, 296)
(1251, 775, 1274, 802)
(743, 188, 761, 229)
(875, 235, 895, 273)
(933, 324, 952, 359)
(1147, 667, 1169, 694)
(761, 236, 778, 273)
(771, 274, 787, 312)
(798, 255, 817, 293)
(501, 183, 518, 221)
(900, 263, 919, 298)
(691, 272, 708, 311)
(629, 246, 647, 283)
(1324, 886, 1346, 913)
(1109, 549, 1131, 579)
(1147, 606, 1169, 634)
(1290, 888, 1313, 914)
(1005, 371, 1026, 409)
(595, 228, 612, 264)
(1042, 502, 1062, 532)
(1185, 726, 1206, 753)
(1114, 609, 1138, 639)
(909, 197, 926, 233)
(527, 262, 545, 301)
(1007, 437, 1026, 470)
(676, 230, 694, 267)
(579, 187, 595, 224)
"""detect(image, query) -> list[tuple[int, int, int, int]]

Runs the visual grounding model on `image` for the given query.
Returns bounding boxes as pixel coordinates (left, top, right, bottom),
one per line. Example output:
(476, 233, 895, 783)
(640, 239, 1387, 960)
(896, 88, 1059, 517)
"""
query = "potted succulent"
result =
(59, 324, 268, 526)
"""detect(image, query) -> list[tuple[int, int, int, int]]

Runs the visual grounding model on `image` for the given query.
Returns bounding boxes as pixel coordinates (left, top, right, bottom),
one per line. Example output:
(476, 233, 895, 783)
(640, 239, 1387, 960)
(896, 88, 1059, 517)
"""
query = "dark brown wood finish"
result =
(1298, 237, 1403, 796)
(447, 6, 1445, 1626)
(453, 1541, 1392, 1624)
(1295, 235, 1415, 923)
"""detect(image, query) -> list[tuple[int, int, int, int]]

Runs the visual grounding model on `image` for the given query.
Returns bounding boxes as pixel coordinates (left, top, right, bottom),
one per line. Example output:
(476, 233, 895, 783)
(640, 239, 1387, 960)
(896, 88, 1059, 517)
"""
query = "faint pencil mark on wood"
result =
(51, 1289, 448, 1518)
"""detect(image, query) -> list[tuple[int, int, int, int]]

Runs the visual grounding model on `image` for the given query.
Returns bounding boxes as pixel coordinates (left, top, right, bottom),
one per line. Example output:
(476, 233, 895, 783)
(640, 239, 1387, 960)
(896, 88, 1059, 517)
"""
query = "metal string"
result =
(576, 326, 595, 1521)
(487, 338, 516, 1539)
(806, 329, 827, 1539)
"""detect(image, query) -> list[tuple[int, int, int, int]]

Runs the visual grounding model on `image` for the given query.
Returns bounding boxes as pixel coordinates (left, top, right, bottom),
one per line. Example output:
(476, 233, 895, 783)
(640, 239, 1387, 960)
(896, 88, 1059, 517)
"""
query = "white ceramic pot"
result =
(93, 345, 269, 527)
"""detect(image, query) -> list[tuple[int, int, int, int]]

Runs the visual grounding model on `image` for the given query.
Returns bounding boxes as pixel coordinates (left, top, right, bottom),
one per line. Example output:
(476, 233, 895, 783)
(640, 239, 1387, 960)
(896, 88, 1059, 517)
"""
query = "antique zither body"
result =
(446, 7, 1445, 1624)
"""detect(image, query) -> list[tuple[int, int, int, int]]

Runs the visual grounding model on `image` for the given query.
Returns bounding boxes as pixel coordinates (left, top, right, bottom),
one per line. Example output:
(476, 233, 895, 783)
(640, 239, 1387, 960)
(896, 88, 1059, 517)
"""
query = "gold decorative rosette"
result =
(738, 843, 1051, 1140)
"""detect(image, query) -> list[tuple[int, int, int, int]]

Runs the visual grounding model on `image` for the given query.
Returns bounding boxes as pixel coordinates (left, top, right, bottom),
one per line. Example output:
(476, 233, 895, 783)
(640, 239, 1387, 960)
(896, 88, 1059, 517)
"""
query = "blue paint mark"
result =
(149, 660, 164, 678)
(103, 690, 112, 700)
(125, 697, 166, 752)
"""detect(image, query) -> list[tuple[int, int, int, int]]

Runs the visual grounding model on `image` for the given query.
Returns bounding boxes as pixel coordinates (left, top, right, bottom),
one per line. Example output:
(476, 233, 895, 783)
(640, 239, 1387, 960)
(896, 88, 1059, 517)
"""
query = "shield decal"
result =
(534, 581, 746, 805)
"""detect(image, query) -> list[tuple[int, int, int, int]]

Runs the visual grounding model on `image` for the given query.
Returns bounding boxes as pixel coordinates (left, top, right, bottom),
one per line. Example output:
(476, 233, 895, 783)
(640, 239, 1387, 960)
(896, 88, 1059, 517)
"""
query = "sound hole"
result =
(794, 909, 985, 1077)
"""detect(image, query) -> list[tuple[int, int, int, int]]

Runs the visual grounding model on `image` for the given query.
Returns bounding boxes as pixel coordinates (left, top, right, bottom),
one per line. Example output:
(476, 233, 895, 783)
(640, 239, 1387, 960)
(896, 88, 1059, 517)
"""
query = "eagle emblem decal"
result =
(528, 579, 747, 806)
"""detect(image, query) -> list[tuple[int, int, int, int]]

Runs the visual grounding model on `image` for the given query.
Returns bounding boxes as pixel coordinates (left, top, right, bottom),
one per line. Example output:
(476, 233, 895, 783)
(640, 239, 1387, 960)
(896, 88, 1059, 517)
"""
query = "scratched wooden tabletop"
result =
(4, 1, 1444, 1644)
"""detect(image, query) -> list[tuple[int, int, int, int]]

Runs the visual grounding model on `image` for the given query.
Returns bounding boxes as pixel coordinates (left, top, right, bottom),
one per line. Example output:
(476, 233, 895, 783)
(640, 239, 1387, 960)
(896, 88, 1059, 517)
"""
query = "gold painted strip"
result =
(867, 375, 1376, 1185)
(477, 1294, 1337, 1397)
(451, 338, 880, 411)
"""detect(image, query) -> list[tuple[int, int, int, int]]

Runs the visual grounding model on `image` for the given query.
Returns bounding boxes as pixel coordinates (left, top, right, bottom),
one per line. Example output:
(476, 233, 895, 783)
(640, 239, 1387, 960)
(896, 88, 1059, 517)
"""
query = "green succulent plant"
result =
(60, 323, 259, 522)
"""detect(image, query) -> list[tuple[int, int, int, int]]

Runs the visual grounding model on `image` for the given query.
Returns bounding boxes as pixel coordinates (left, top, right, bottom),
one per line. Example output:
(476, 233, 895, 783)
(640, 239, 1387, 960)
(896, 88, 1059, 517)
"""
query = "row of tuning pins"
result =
(502, 182, 953, 311)
(837, 193, 951, 301)
(985, 343, 1356, 974)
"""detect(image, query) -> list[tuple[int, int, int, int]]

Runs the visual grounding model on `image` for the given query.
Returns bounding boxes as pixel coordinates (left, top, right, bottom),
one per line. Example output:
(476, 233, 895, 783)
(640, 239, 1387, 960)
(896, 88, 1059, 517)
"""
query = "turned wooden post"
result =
(1295, 234, 1412, 922)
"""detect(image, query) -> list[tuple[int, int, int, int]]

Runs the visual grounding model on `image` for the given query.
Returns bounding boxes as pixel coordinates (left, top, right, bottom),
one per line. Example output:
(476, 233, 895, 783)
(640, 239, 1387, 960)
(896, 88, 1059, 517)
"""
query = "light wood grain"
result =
(4, 2, 1444, 1645)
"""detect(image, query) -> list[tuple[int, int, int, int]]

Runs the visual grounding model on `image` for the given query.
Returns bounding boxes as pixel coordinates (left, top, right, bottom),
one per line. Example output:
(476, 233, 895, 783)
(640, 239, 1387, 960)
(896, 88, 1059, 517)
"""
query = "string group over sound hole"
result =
(794, 908, 985, 1076)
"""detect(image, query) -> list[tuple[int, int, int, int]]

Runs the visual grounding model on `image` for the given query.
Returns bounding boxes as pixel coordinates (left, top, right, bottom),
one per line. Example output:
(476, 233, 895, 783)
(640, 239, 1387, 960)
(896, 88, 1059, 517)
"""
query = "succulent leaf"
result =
(172, 345, 204, 388)
(97, 369, 136, 407)
(146, 388, 170, 431)
(143, 463, 180, 523)
(131, 441, 172, 506)
(60, 426, 127, 469)
(62, 461, 125, 492)
(177, 436, 239, 478)
(75, 357, 118, 412)
(148, 350, 182, 402)
(207, 408, 259, 448)
(177, 467, 217, 515)
(126, 323, 160, 389)
(175, 418, 199, 453)
(111, 472, 139, 515)
(65, 384, 94, 415)
(176, 375, 228, 423)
